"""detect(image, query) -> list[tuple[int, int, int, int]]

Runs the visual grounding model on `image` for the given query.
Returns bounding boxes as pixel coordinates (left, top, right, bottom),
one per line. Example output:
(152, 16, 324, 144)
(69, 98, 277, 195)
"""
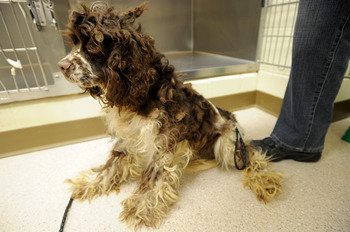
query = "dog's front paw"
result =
(119, 193, 166, 229)
(66, 170, 120, 201)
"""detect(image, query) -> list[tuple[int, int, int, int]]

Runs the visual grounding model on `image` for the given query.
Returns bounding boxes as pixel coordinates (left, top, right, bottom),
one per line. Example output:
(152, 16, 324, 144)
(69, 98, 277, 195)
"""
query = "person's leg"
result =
(254, 0, 350, 161)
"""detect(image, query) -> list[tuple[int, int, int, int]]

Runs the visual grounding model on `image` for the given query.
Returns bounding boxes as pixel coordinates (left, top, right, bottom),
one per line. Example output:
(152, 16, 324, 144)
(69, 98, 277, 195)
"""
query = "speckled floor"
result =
(0, 108, 349, 232)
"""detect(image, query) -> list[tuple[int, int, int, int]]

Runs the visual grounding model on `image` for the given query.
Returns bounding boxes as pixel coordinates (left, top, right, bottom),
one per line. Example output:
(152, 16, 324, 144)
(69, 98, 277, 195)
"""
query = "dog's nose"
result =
(58, 60, 72, 71)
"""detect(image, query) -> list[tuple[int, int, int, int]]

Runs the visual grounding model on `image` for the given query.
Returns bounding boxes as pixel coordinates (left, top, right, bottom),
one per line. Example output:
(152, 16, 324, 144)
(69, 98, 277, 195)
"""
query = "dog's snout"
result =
(58, 60, 72, 71)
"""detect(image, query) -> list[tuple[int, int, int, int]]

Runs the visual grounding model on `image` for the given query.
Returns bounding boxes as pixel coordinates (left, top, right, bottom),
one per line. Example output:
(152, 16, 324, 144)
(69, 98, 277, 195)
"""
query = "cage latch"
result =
(27, 0, 57, 31)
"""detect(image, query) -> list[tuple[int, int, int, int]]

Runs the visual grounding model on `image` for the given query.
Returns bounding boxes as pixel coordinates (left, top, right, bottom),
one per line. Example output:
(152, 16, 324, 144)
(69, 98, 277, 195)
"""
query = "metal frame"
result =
(0, 1, 81, 103)
(257, 0, 350, 78)
(257, 0, 299, 69)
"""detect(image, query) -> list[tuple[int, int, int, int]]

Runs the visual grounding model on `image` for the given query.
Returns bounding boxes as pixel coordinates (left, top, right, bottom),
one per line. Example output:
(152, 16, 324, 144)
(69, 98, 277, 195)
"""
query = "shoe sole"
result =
(271, 152, 321, 162)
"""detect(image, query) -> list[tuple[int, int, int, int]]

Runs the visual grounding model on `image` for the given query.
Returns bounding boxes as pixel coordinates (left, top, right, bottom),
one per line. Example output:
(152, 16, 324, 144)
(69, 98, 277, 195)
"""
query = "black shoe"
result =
(250, 137, 321, 162)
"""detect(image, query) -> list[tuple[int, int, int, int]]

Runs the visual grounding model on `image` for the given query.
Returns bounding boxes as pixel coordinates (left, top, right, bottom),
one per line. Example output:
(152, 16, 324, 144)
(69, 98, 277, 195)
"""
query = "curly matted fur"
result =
(58, 2, 282, 229)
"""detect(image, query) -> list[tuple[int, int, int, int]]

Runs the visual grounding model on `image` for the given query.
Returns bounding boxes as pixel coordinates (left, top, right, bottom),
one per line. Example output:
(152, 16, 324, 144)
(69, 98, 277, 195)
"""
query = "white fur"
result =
(60, 48, 98, 85)
(207, 101, 240, 170)
(103, 107, 162, 167)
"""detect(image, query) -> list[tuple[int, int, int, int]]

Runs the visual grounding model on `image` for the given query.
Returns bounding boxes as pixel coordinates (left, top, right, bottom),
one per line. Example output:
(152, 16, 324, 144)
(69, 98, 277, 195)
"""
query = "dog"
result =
(58, 2, 282, 229)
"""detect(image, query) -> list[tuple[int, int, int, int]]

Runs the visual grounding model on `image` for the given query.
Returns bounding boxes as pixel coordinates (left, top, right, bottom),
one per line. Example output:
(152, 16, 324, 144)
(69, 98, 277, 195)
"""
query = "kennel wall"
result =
(0, 0, 261, 103)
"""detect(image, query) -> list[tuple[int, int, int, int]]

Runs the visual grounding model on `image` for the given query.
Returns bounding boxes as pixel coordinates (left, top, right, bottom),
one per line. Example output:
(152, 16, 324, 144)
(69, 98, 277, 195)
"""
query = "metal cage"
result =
(257, 0, 299, 70)
(0, 0, 81, 103)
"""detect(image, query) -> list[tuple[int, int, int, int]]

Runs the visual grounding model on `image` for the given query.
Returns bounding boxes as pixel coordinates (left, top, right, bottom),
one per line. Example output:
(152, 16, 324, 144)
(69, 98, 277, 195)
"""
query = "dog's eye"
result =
(89, 43, 96, 50)
(87, 42, 101, 54)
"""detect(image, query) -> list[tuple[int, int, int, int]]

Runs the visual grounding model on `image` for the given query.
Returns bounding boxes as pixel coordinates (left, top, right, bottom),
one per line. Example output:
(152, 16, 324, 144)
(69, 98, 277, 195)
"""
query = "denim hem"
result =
(271, 133, 324, 153)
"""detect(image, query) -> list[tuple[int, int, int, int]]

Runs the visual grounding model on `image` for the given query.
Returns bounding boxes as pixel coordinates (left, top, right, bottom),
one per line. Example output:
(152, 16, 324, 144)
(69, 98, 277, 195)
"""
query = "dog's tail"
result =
(184, 158, 218, 173)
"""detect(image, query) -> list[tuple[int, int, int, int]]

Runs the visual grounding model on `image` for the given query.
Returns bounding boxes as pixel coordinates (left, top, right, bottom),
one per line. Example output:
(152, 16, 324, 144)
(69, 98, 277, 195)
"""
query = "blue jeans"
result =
(271, 0, 350, 153)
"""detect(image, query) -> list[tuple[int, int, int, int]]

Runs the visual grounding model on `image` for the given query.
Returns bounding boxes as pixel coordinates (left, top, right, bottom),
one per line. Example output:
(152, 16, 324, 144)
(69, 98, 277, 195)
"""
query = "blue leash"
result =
(59, 197, 73, 232)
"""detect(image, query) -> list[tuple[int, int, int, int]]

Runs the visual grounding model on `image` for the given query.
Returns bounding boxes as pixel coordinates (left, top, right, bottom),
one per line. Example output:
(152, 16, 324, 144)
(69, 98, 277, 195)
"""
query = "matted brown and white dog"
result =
(58, 2, 282, 229)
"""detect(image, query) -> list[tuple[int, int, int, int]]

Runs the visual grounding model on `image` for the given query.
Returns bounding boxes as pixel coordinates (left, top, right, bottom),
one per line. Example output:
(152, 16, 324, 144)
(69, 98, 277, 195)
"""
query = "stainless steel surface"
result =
(72, 0, 193, 53)
(193, 0, 261, 61)
(166, 51, 259, 79)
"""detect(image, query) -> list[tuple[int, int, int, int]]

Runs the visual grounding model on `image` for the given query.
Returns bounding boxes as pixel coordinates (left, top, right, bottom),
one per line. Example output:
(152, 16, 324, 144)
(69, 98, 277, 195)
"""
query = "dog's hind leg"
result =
(214, 126, 282, 202)
(120, 141, 192, 229)
(66, 150, 142, 201)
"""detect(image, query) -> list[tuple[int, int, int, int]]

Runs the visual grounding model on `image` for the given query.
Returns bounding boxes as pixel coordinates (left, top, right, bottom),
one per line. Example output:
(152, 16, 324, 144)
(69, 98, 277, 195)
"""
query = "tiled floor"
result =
(0, 108, 349, 232)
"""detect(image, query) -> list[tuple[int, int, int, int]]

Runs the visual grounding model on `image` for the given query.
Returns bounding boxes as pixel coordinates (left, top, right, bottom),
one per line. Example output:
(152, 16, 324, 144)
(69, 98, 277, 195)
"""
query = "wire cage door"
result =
(0, 0, 81, 103)
(257, 0, 299, 70)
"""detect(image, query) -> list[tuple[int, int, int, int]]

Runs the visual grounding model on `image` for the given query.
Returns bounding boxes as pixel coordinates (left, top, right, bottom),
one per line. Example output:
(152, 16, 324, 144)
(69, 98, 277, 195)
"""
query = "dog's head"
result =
(58, 2, 174, 109)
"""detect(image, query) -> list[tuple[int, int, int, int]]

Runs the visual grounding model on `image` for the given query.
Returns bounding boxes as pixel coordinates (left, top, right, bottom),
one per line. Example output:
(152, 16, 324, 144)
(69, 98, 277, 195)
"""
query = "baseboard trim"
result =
(209, 91, 257, 112)
(0, 117, 106, 159)
(333, 99, 350, 121)
(255, 91, 283, 117)
(255, 91, 350, 122)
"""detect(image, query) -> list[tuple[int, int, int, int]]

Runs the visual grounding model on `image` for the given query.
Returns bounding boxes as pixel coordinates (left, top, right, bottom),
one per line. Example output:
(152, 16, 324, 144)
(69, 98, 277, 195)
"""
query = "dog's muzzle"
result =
(58, 60, 72, 72)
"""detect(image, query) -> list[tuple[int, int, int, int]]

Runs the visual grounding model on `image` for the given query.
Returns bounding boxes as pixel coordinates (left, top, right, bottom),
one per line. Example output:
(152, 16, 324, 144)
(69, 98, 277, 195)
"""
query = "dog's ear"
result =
(120, 2, 147, 24)
(69, 2, 109, 29)
(69, 11, 85, 28)
(63, 7, 87, 45)
(69, 3, 89, 27)
(105, 39, 158, 110)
